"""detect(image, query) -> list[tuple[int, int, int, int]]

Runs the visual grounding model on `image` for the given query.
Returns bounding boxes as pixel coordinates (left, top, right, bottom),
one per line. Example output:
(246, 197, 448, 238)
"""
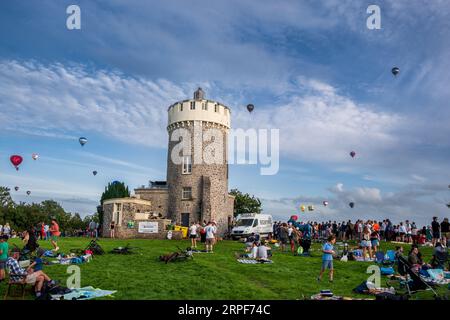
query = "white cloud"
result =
(0, 60, 188, 149)
(233, 77, 403, 166)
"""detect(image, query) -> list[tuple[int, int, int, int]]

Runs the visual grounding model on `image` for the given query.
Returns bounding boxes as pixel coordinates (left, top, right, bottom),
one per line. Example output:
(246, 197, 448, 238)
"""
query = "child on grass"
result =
(318, 235, 336, 282)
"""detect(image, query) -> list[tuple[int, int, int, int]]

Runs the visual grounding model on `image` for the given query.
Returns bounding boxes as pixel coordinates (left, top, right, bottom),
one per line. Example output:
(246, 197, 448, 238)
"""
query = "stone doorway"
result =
(181, 212, 190, 227)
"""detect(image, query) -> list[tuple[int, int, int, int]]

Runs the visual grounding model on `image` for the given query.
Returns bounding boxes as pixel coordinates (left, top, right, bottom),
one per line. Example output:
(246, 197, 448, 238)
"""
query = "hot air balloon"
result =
(32, 153, 39, 160)
(349, 202, 355, 208)
(93, 170, 97, 176)
(79, 137, 88, 146)
(447, 203, 450, 208)
(308, 205, 314, 211)
(391, 67, 400, 76)
(291, 215, 298, 221)
(300, 205, 306, 212)
(350, 151, 356, 158)
(246, 104, 254, 113)
(10, 155, 23, 171)
(14, 186, 19, 191)
(323, 201, 328, 206)
(26, 191, 31, 195)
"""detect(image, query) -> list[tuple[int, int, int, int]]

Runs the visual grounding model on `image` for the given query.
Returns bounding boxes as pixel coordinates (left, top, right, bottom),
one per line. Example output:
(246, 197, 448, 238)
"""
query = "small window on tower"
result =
(202, 102, 207, 110)
(190, 101, 195, 110)
(180, 103, 183, 111)
(182, 187, 192, 200)
(182, 156, 192, 174)
(214, 104, 219, 112)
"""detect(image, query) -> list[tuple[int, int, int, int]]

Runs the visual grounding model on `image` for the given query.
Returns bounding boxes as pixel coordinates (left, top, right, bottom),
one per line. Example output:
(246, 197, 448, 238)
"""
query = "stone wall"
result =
(102, 199, 182, 239)
(134, 188, 169, 218)
(166, 121, 234, 233)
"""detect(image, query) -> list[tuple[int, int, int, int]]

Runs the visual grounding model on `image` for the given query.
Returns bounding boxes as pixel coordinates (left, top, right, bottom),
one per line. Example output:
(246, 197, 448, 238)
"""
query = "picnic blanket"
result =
(421, 269, 450, 285)
(48, 254, 92, 265)
(50, 286, 116, 300)
(237, 259, 273, 264)
(191, 249, 213, 254)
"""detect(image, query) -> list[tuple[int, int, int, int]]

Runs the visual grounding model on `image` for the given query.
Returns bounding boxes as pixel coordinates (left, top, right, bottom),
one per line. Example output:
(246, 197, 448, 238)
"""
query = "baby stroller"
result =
(388, 255, 439, 298)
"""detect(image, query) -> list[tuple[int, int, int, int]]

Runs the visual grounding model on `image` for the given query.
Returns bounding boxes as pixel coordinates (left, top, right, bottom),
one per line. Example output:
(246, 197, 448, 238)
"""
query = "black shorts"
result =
(433, 232, 440, 239)
(279, 238, 288, 244)
(189, 234, 197, 239)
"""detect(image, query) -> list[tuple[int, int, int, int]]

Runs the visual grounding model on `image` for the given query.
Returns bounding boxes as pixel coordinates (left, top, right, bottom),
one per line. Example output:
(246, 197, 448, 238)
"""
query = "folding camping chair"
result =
(388, 256, 439, 298)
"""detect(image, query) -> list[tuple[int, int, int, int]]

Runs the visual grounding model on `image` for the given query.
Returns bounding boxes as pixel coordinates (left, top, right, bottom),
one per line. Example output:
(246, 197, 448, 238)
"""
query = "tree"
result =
(100, 181, 130, 204)
(99, 181, 130, 233)
(229, 189, 262, 217)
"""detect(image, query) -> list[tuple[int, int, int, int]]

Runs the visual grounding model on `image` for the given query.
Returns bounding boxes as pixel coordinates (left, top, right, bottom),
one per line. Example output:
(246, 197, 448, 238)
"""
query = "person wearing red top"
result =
(40, 222, 45, 240)
(49, 219, 61, 252)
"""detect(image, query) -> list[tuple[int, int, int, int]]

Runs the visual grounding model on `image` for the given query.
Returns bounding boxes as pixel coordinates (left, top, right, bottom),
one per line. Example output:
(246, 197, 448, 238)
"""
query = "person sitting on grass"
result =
(256, 240, 272, 261)
(235, 241, 258, 259)
(6, 249, 56, 298)
(408, 245, 430, 272)
(318, 235, 336, 283)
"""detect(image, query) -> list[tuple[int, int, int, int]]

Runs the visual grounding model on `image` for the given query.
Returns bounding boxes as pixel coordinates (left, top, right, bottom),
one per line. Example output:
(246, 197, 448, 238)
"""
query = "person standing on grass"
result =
(204, 222, 216, 253)
(278, 223, 289, 252)
(361, 226, 373, 260)
(0, 235, 9, 282)
(440, 218, 449, 247)
(431, 217, 440, 246)
(44, 223, 50, 240)
(40, 222, 45, 240)
(110, 220, 115, 238)
(189, 221, 199, 248)
(2, 223, 11, 238)
(49, 219, 61, 252)
(318, 235, 336, 282)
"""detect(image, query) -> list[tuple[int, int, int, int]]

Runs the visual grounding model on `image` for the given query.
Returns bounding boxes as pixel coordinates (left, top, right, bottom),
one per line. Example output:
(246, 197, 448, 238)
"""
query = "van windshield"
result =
(236, 219, 254, 227)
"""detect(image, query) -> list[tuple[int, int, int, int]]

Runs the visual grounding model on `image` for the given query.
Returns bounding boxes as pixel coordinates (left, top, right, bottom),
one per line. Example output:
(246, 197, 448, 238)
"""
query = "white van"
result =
(231, 213, 273, 240)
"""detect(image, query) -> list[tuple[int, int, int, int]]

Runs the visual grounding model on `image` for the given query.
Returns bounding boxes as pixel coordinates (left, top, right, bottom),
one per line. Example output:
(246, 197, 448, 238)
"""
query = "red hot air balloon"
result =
(10, 155, 23, 171)
(291, 215, 298, 221)
(350, 151, 356, 158)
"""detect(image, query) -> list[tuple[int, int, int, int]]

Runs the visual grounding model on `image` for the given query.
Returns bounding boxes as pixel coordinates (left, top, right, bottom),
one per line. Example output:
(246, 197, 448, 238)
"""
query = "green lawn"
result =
(1, 237, 447, 300)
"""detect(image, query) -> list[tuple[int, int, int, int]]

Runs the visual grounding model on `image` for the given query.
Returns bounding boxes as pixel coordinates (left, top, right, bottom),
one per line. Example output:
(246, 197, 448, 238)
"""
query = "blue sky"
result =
(1, 0, 450, 226)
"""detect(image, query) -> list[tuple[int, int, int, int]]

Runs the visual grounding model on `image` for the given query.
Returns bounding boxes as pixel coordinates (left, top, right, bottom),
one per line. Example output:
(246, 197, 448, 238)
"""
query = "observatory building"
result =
(102, 88, 235, 238)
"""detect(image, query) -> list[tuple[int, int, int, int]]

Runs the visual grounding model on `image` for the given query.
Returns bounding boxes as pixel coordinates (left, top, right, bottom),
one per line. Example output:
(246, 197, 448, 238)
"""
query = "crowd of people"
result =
(271, 217, 450, 248)
(0, 226, 57, 298)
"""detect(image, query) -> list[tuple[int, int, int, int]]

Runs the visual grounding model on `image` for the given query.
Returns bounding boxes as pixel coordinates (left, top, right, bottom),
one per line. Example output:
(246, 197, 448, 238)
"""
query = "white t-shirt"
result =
(3, 226, 10, 234)
(406, 224, 412, 234)
(249, 246, 258, 259)
(257, 245, 268, 260)
(288, 227, 293, 236)
(44, 225, 49, 232)
(357, 223, 363, 232)
(189, 224, 198, 235)
(205, 225, 215, 239)
(399, 225, 407, 233)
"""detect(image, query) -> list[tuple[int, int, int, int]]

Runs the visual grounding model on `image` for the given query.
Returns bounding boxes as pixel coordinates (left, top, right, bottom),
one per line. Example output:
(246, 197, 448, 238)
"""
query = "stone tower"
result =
(166, 88, 234, 235)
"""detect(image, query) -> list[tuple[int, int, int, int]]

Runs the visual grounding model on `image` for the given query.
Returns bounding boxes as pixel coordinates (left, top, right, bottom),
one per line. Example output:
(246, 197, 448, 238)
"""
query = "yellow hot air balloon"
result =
(300, 205, 306, 212)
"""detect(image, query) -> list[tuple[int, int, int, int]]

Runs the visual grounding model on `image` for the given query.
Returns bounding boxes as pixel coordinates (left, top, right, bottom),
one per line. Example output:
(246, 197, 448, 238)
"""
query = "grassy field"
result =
(1, 237, 447, 300)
